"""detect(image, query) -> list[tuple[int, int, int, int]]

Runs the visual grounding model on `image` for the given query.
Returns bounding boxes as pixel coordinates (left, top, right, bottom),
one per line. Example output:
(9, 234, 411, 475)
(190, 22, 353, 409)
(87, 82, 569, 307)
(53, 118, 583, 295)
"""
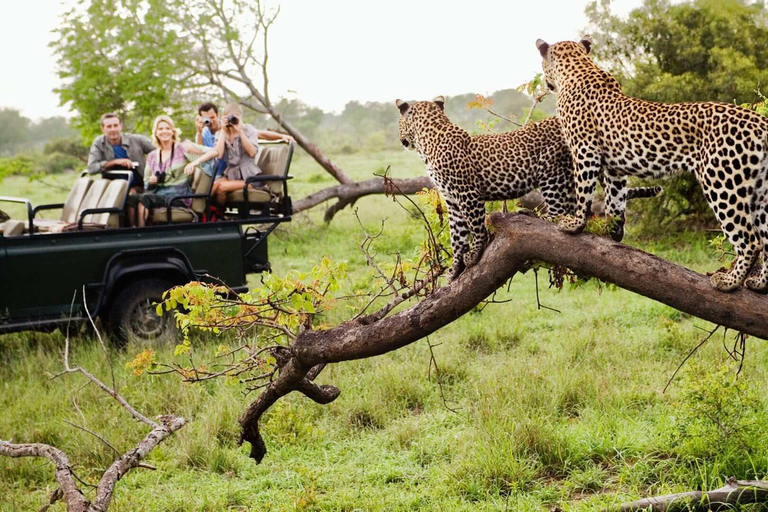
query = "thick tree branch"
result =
(612, 478, 768, 511)
(238, 212, 768, 463)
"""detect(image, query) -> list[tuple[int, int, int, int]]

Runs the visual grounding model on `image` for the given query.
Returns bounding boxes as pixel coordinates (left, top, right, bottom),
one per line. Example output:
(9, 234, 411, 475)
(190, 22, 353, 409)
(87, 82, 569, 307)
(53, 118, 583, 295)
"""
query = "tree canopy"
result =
(586, 0, 768, 104)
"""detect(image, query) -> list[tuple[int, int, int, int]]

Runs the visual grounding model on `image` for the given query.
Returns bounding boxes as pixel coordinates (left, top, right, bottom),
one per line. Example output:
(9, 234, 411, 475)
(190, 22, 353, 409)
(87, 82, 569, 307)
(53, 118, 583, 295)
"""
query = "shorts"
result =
(125, 193, 168, 209)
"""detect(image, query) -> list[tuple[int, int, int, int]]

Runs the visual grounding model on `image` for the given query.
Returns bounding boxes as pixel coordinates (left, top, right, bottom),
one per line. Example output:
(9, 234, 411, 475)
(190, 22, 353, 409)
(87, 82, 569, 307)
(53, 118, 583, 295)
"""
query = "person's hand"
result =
(117, 158, 133, 168)
(184, 163, 196, 175)
(282, 134, 295, 143)
(148, 175, 158, 185)
(195, 116, 205, 133)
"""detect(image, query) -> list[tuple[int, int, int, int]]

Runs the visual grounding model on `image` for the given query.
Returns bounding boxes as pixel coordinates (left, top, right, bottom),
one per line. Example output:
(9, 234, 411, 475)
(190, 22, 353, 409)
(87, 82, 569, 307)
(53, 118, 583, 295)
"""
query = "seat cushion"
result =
(226, 188, 272, 204)
(152, 208, 196, 223)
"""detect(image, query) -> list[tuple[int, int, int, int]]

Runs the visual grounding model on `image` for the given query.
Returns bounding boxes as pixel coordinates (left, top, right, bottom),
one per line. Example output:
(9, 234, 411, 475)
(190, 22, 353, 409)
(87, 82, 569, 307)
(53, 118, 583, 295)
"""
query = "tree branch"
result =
(237, 212, 768, 463)
(611, 477, 768, 511)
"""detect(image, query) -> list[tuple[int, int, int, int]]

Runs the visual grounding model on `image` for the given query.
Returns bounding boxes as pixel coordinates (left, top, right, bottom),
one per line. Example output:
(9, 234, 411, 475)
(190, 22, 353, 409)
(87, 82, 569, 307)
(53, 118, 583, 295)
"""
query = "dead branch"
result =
(235, 212, 768, 463)
(1, 294, 186, 511)
(611, 477, 768, 511)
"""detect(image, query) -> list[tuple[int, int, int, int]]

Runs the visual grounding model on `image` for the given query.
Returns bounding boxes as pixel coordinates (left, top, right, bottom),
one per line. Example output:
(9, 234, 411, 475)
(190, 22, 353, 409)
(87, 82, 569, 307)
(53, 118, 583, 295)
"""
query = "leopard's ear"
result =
(580, 35, 592, 54)
(432, 96, 445, 111)
(396, 99, 410, 115)
(536, 38, 550, 58)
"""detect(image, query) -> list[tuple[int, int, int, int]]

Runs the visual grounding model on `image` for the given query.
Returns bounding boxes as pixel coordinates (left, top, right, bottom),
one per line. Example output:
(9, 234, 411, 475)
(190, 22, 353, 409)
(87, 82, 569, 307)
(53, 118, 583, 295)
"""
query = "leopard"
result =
(396, 96, 661, 281)
(535, 36, 768, 293)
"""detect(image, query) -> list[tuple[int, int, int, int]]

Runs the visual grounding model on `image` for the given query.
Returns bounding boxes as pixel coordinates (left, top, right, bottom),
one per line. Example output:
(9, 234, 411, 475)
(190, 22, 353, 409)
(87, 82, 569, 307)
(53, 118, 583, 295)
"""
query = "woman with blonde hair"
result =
(126, 115, 217, 227)
(211, 102, 294, 206)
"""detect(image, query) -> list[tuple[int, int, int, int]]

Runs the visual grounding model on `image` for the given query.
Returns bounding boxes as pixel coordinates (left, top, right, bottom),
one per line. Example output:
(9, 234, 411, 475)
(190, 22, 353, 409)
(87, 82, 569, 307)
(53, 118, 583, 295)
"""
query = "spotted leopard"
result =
(396, 96, 661, 280)
(536, 37, 768, 292)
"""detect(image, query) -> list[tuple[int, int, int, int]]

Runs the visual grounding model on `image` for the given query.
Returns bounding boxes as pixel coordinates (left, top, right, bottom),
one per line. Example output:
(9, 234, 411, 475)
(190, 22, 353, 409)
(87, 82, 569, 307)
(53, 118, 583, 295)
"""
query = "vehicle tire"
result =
(107, 279, 177, 347)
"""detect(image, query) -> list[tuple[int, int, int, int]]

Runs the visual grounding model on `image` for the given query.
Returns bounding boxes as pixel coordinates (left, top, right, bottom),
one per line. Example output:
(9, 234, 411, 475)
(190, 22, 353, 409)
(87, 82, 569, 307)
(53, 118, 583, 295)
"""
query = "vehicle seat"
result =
(225, 142, 291, 205)
(46, 180, 111, 233)
(2, 220, 25, 237)
(6, 176, 93, 233)
(152, 167, 212, 223)
(83, 179, 129, 228)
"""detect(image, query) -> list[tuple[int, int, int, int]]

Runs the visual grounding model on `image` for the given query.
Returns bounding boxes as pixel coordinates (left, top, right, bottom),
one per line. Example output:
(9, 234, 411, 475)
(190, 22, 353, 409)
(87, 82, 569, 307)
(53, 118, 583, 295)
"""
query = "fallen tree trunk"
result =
(238, 212, 768, 462)
(612, 478, 768, 511)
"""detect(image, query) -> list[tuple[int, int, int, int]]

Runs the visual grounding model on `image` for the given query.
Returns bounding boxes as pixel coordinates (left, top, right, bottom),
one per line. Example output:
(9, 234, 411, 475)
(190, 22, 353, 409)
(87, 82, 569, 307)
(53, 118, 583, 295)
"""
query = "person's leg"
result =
(137, 203, 148, 227)
(214, 179, 245, 206)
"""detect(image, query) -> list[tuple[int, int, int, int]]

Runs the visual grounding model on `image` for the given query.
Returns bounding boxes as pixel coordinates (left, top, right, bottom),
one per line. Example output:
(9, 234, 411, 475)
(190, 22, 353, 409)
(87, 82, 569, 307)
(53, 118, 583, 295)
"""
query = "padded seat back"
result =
(61, 177, 93, 223)
(257, 143, 291, 196)
(191, 167, 212, 214)
(76, 180, 110, 224)
(87, 180, 128, 227)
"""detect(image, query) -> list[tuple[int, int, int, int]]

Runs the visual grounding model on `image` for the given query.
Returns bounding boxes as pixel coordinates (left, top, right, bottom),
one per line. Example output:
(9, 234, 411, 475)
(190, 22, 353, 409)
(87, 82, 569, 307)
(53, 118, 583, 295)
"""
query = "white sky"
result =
(1, 0, 641, 120)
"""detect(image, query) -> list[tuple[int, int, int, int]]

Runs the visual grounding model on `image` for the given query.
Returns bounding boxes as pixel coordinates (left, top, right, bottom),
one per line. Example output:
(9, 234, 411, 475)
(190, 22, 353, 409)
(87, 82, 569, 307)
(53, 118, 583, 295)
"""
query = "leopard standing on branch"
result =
(396, 96, 661, 281)
(535, 37, 768, 293)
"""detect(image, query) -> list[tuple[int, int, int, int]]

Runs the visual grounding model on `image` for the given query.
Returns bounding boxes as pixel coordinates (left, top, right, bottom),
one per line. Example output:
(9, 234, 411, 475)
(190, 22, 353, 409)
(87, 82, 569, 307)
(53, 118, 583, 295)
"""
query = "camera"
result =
(203, 118, 211, 126)
(156, 173, 166, 184)
(227, 115, 239, 126)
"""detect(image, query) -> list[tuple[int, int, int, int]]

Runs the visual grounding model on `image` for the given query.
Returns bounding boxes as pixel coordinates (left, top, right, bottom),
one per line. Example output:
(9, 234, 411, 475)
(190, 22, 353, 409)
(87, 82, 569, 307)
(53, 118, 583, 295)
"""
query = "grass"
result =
(2, 150, 768, 511)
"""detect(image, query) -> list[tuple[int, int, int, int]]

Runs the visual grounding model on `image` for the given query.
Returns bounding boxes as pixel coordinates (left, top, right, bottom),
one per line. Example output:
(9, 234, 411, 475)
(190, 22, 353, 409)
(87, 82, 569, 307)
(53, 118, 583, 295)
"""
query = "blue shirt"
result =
(202, 127, 216, 148)
(112, 144, 128, 159)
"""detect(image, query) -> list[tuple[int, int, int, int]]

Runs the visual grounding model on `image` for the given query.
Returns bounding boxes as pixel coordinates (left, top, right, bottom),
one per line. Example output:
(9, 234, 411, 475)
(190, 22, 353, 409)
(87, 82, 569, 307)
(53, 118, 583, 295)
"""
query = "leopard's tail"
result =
(627, 186, 663, 201)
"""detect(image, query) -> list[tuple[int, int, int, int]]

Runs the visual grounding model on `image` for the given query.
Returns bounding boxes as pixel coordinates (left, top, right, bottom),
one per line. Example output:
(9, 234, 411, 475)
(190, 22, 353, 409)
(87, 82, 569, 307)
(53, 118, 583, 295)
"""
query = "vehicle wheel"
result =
(107, 279, 177, 347)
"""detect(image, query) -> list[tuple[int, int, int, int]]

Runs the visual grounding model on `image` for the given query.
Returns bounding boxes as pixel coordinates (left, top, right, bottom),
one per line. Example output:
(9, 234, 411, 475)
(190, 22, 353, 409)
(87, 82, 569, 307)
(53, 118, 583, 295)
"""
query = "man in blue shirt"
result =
(87, 112, 154, 193)
(195, 102, 227, 178)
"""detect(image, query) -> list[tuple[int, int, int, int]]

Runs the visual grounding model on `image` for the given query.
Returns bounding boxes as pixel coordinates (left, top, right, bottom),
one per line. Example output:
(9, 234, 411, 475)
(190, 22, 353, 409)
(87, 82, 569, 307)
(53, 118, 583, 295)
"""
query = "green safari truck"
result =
(0, 141, 293, 344)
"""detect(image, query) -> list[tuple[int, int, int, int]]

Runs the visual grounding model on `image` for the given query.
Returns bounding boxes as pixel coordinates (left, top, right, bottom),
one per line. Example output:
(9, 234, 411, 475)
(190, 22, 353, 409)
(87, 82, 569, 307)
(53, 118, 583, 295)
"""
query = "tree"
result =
(51, 0, 198, 140)
(586, 0, 768, 104)
(0, 108, 31, 156)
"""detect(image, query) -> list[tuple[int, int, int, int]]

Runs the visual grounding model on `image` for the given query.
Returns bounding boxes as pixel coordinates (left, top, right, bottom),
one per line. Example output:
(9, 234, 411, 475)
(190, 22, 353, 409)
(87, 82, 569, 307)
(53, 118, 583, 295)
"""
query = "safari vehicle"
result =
(0, 141, 293, 344)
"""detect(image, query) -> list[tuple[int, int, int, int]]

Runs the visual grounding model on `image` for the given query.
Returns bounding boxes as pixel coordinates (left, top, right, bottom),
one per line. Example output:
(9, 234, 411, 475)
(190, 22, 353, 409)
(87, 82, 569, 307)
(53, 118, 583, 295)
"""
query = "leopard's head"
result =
(395, 96, 446, 151)
(535, 36, 592, 93)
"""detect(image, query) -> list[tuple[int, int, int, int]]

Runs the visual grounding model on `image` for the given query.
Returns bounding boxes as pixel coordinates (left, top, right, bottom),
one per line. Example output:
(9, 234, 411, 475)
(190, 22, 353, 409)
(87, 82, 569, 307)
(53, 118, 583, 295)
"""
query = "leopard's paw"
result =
(557, 215, 586, 234)
(710, 270, 742, 292)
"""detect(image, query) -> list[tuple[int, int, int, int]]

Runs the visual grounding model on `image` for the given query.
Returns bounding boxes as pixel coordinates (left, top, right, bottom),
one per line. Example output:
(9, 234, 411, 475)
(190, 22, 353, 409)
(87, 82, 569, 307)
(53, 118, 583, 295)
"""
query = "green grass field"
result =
(1, 151, 767, 511)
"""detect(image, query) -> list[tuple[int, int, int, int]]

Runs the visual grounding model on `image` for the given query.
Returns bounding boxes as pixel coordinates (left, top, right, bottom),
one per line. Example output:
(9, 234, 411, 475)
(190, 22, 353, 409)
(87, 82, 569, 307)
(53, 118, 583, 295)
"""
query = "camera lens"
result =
(227, 115, 239, 125)
(203, 118, 211, 126)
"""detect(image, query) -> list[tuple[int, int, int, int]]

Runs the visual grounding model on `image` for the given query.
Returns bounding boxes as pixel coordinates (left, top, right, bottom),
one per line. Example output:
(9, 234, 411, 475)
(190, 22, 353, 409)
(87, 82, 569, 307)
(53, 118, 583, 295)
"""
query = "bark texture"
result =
(613, 478, 768, 511)
(239, 212, 768, 463)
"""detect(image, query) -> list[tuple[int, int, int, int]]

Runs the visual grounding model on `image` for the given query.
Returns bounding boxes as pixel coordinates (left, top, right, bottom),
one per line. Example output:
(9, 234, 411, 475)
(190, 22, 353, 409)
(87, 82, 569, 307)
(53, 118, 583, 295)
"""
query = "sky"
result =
(0, 0, 641, 121)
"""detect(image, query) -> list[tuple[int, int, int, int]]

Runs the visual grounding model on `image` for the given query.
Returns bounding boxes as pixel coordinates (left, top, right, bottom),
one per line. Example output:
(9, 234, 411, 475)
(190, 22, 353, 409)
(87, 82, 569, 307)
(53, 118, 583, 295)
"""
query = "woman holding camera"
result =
(126, 115, 217, 227)
(211, 102, 294, 206)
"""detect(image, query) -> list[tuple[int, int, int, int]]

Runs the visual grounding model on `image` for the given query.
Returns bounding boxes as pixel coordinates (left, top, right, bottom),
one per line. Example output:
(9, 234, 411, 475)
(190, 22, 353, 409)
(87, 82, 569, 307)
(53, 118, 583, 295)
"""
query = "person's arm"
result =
(194, 116, 205, 145)
(214, 130, 226, 159)
(143, 154, 155, 189)
(86, 139, 108, 174)
(238, 124, 258, 158)
(181, 140, 218, 175)
(257, 129, 295, 143)
(139, 135, 155, 155)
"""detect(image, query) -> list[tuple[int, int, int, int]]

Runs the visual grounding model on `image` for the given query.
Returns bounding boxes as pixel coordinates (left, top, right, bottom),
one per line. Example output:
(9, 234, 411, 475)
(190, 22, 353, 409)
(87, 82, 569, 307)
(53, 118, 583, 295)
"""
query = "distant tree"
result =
(29, 117, 78, 145)
(0, 109, 31, 156)
(44, 137, 89, 164)
(586, 0, 768, 104)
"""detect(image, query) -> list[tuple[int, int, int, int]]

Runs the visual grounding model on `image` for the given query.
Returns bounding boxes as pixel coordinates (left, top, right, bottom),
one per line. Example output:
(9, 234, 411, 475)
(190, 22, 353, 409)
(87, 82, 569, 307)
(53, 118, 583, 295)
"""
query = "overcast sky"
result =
(1, 0, 641, 121)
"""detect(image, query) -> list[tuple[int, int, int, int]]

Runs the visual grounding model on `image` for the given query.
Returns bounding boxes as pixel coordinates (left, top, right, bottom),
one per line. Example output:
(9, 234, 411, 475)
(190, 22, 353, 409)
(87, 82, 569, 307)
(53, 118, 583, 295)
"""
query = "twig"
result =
(663, 325, 720, 393)
(534, 268, 561, 313)
(63, 419, 120, 456)
(426, 337, 459, 413)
